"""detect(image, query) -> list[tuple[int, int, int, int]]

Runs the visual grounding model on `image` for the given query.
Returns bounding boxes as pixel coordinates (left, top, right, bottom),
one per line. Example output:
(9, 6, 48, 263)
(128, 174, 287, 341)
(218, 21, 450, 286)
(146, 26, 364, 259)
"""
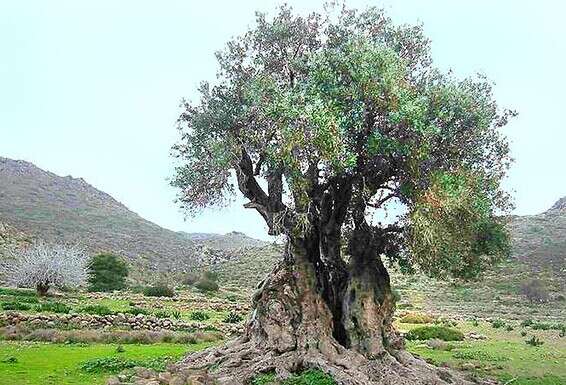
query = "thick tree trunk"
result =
(164, 233, 482, 385)
(342, 227, 404, 358)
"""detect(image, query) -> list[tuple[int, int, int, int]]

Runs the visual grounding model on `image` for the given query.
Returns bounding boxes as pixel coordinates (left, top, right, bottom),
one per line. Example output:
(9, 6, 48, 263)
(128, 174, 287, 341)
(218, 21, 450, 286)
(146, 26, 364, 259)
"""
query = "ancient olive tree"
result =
(4, 242, 89, 296)
(171, 5, 513, 384)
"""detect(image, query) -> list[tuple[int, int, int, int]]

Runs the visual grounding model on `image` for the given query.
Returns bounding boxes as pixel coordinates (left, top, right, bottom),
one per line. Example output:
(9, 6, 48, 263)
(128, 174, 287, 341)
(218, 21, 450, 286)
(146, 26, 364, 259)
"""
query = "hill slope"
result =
(0, 157, 273, 280)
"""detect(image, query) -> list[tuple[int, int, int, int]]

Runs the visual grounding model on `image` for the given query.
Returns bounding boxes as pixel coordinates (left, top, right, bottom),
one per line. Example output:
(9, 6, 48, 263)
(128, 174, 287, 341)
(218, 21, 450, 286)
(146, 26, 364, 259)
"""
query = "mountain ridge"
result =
(0, 157, 269, 280)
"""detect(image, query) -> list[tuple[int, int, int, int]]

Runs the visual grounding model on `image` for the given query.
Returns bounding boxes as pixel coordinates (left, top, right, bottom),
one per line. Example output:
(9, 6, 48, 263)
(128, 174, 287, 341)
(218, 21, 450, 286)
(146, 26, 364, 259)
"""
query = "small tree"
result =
(4, 242, 89, 296)
(88, 253, 129, 292)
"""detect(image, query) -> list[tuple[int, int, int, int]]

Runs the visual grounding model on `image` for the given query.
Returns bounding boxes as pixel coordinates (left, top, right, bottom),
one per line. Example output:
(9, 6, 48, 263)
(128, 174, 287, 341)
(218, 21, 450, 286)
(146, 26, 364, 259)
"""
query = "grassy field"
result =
(0, 286, 564, 385)
(399, 320, 566, 385)
(0, 341, 214, 385)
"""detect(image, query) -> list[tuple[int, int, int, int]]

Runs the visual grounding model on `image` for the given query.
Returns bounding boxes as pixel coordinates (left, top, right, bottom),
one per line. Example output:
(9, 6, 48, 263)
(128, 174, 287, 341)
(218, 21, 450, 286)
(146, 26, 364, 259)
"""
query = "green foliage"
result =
(189, 311, 209, 321)
(252, 369, 337, 385)
(34, 302, 71, 314)
(78, 355, 174, 373)
(201, 270, 218, 282)
(252, 372, 277, 385)
(143, 284, 175, 298)
(195, 279, 219, 292)
(124, 307, 151, 316)
(80, 305, 114, 316)
(170, 310, 181, 320)
(525, 336, 544, 347)
(491, 319, 506, 329)
(87, 253, 128, 292)
(154, 311, 170, 319)
(1, 301, 31, 311)
(405, 326, 464, 342)
(1, 355, 18, 364)
(0, 288, 36, 297)
(223, 312, 243, 323)
(171, 4, 513, 282)
(182, 272, 199, 286)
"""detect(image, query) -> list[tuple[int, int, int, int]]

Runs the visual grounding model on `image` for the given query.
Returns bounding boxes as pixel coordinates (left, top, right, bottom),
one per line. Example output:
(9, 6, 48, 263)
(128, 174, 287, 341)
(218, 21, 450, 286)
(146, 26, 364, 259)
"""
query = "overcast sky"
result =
(1, 1, 564, 240)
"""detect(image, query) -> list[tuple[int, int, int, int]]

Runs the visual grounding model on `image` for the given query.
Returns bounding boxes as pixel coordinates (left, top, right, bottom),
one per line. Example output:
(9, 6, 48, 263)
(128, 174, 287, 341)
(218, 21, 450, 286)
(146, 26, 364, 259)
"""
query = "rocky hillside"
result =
(507, 197, 566, 277)
(0, 157, 273, 281)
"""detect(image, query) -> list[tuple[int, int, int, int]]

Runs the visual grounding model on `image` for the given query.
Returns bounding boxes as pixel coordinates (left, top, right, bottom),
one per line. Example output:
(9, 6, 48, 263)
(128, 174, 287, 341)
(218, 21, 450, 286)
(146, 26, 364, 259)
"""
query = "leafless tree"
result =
(3, 242, 89, 296)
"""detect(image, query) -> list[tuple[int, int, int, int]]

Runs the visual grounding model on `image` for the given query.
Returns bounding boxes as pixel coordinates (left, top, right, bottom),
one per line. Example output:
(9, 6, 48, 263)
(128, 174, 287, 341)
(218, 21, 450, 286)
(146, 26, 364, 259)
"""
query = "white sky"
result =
(1, 1, 565, 240)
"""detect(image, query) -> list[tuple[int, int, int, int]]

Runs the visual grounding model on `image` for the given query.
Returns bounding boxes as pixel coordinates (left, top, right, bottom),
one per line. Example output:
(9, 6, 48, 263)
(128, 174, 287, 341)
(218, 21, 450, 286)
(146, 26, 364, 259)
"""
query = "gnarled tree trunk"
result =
(166, 233, 481, 385)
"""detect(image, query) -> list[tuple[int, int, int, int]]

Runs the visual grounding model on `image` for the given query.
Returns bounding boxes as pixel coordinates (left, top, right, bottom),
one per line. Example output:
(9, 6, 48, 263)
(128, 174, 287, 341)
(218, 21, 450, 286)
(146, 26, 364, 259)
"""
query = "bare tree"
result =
(3, 242, 89, 296)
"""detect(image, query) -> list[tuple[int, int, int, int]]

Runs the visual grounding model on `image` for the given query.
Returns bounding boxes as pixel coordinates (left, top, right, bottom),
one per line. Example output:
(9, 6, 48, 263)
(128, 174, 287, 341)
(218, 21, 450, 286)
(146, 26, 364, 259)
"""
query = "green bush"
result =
(154, 310, 170, 319)
(171, 310, 181, 320)
(80, 305, 114, 316)
(223, 312, 243, 323)
(202, 270, 218, 282)
(1, 301, 31, 311)
(405, 326, 464, 342)
(189, 311, 209, 321)
(525, 336, 544, 347)
(490, 319, 506, 329)
(195, 279, 219, 292)
(531, 322, 552, 330)
(143, 284, 175, 298)
(182, 272, 200, 286)
(78, 355, 174, 374)
(34, 302, 71, 314)
(88, 254, 128, 292)
(124, 307, 151, 316)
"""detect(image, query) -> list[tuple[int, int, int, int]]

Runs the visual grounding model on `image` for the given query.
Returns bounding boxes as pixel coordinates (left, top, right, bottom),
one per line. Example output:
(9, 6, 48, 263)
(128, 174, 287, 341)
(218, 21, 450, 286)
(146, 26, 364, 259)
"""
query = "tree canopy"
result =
(172, 5, 513, 279)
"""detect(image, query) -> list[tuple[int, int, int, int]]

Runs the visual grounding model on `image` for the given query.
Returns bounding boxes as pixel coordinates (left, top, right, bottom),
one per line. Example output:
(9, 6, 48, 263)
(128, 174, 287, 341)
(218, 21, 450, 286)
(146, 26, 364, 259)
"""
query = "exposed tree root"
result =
(163, 336, 490, 385)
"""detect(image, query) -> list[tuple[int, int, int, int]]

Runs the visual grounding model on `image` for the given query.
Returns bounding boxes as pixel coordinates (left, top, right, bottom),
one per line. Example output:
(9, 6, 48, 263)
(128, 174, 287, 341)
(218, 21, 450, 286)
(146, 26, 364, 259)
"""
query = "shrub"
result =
(525, 336, 544, 347)
(202, 270, 218, 282)
(531, 322, 551, 331)
(399, 313, 434, 324)
(223, 312, 243, 323)
(505, 325, 514, 332)
(189, 311, 209, 321)
(182, 272, 200, 286)
(520, 279, 550, 303)
(35, 301, 71, 314)
(143, 284, 175, 298)
(79, 356, 175, 373)
(405, 326, 464, 342)
(124, 307, 151, 316)
(490, 319, 506, 329)
(171, 310, 181, 320)
(154, 311, 170, 319)
(1, 301, 31, 311)
(520, 319, 533, 327)
(520, 330, 527, 337)
(195, 279, 219, 292)
(80, 305, 114, 316)
(87, 253, 128, 292)
(1, 356, 18, 364)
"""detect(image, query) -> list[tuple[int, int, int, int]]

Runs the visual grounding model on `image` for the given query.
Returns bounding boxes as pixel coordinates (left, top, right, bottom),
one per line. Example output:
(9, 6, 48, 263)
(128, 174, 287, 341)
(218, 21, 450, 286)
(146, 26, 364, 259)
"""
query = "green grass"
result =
(401, 321, 566, 385)
(0, 341, 214, 385)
